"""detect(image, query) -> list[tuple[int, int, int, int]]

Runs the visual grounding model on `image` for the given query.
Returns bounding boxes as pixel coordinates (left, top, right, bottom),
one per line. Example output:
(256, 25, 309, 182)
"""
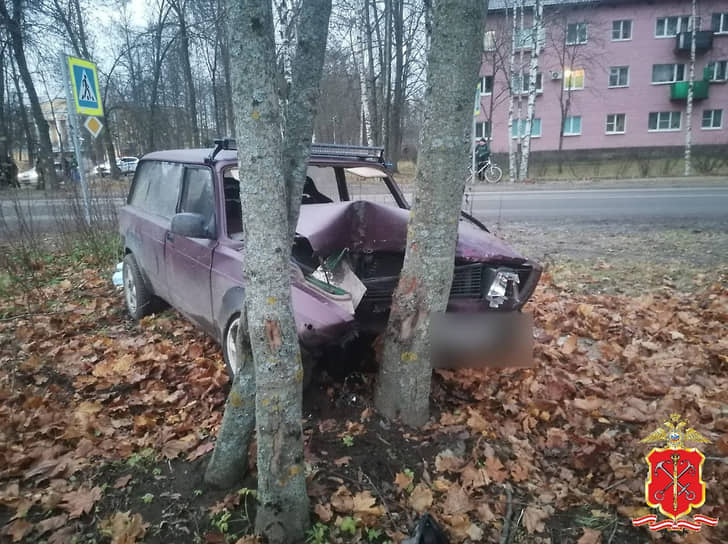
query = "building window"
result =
(480, 75, 494, 95)
(563, 116, 582, 136)
(511, 118, 542, 138)
(566, 22, 588, 45)
(712, 13, 728, 34)
(606, 113, 626, 134)
(612, 20, 632, 40)
(512, 72, 543, 94)
(608, 66, 629, 87)
(648, 111, 681, 131)
(563, 68, 585, 90)
(706, 60, 728, 81)
(475, 121, 491, 139)
(652, 63, 685, 84)
(656, 16, 692, 37)
(484, 30, 497, 51)
(701, 109, 723, 129)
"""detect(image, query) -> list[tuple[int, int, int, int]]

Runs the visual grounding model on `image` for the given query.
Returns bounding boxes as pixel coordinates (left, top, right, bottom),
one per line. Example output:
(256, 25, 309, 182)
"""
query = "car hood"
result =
(296, 201, 524, 262)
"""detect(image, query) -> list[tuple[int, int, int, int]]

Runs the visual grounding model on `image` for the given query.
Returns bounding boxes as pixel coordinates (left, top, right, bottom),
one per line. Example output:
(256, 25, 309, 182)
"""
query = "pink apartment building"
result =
(477, 0, 728, 154)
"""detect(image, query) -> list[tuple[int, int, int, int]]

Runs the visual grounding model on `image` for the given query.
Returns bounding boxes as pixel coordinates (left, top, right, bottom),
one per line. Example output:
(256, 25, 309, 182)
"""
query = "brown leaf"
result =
(466, 408, 489, 433)
(330, 486, 353, 513)
(187, 441, 215, 461)
(408, 483, 433, 513)
(434, 449, 464, 473)
(333, 456, 351, 467)
(99, 511, 148, 544)
(394, 471, 414, 491)
(1, 519, 33, 542)
(561, 335, 578, 355)
(572, 397, 603, 411)
(61, 486, 102, 519)
(113, 475, 133, 489)
(577, 528, 602, 544)
(352, 490, 384, 517)
(523, 506, 548, 534)
(314, 502, 333, 522)
(483, 456, 507, 484)
(442, 484, 472, 515)
(36, 514, 68, 536)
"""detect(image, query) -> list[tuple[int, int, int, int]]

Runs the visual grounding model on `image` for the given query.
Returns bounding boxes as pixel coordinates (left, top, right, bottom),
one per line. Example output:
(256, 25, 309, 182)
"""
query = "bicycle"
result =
(467, 159, 503, 184)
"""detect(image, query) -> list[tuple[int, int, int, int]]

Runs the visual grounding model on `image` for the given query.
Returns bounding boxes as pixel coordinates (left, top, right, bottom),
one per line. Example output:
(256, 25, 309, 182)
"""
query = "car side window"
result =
(180, 167, 216, 236)
(129, 161, 152, 207)
(146, 161, 183, 218)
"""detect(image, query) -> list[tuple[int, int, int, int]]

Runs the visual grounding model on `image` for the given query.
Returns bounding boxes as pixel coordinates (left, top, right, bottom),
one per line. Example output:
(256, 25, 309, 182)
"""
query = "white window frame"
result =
(655, 16, 691, 38)
(480, 75, 494, 95)
(712, 13, 728, 34)
(563, 115, 582, 136)
(648, 111, 681, 132)
(475, 121, 492, 139)
(701, 109, 723, 130)
(511, 118, 542, 139)
(706, 60, 728, 82)
(605, 113, 626, 135)
(651, 63, 686, 84)
(512, 72, 543, 94)
(566, 22, 588, 45)
(608, 66, 630, 88)
(612, 19, 632, 41)
(563, 68, 585, 91)
(484, 30, 497, 51)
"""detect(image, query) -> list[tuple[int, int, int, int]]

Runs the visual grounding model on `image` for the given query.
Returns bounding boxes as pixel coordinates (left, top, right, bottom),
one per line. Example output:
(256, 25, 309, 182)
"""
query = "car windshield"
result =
(223, 164, 406, 239)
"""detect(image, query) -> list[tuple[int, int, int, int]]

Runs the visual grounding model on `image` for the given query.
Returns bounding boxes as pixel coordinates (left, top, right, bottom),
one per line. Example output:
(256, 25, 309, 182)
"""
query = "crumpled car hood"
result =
(296, 201, 524, 262)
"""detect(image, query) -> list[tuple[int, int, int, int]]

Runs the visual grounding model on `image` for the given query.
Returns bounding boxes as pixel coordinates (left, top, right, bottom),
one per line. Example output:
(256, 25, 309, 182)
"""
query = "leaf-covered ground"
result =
(0, 256, 726, 543)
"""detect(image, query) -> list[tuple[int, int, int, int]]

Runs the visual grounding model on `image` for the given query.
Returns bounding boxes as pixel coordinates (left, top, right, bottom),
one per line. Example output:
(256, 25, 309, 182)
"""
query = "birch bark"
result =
(519, 0, 542, 181)
(374, 0, 486, 427)
(684, 0, 697, 176)
(507, 4, 517, 182)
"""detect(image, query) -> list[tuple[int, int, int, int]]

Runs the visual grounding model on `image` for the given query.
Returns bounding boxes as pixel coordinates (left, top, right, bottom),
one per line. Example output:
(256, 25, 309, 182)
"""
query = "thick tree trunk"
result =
(519, 0, 542, 181)
(374, 0, 486, 427)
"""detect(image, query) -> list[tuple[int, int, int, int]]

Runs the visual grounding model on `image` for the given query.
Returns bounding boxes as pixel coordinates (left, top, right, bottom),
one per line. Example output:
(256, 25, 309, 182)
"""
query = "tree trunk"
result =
(684, 0, 696, 176)
(356, 13, 374, 146)
(209, 2, 330, 541)
(519, 0, 542, 181)
(389, 0, 404, 168)
(1, 0, 57, 190)
(507, 5, 517, 182)
(176, 10, 200, 147)
(9, 59, 34, 168)
(374, 0, 485, 427)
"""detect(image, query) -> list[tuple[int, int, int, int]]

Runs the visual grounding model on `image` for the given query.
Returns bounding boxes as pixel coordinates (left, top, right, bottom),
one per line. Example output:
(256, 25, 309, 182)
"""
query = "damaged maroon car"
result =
(119, 142, 541, 376)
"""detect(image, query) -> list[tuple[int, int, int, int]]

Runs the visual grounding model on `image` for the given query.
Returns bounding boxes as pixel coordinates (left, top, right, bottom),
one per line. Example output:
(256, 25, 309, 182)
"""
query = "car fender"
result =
(217, 286, 245, 343)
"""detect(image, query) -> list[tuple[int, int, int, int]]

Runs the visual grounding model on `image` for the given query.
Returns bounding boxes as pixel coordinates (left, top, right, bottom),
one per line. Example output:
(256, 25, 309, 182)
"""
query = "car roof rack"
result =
(206, 139, 387, 166)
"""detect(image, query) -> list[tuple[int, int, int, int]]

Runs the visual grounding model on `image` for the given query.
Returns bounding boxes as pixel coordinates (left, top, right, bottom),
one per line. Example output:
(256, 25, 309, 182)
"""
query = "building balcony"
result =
(670, 80, 709, 101)
(675, 31, 713, 53)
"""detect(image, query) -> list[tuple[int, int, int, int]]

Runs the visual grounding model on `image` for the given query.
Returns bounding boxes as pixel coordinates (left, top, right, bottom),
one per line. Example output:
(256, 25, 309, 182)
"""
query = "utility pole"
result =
(61, 53, 91, 224)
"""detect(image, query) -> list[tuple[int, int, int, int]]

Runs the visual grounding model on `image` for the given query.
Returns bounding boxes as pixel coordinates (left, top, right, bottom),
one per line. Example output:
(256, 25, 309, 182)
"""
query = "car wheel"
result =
(122, 253, 154, 320)
(222, 314, 316, 388)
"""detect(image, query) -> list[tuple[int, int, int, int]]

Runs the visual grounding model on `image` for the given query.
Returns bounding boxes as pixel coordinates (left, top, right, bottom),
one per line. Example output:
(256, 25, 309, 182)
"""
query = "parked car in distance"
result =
(17, 168, 39, 185)
(97, 162, 111, 177)
(119, 142, 541, 379)
(118, 156, 139, 175)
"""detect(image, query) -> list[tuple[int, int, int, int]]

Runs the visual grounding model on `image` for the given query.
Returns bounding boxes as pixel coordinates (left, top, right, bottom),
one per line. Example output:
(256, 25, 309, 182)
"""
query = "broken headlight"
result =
(486, 269, 520, 308)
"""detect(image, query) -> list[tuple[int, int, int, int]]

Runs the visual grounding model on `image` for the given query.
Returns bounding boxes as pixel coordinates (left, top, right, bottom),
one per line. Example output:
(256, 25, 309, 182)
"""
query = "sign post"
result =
(61, 54, 104, 225)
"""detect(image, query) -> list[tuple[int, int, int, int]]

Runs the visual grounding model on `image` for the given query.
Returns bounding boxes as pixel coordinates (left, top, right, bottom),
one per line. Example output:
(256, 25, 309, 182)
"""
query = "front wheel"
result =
(222, 314, 316, 388)
(484, 164, 503, 183)
(122, 253, 154, 320)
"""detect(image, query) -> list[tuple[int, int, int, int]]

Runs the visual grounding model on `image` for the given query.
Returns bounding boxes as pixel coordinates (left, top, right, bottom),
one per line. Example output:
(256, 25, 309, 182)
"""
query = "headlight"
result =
(486, 270, 520, 308)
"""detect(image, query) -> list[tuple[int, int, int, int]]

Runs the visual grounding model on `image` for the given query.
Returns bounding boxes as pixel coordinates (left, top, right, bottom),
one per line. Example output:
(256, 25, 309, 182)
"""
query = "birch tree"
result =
(206, 0, 331, 541)
(684, 0, 697, 176)
(375, 0, 486, 427)
(506, 2, 518, 181)
(518, 0, 542, 181)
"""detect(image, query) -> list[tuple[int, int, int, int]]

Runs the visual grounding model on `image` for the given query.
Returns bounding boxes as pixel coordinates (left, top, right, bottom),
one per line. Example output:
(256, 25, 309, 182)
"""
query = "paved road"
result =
(2, 186, 727, 235)
(462, 186, 728, 225)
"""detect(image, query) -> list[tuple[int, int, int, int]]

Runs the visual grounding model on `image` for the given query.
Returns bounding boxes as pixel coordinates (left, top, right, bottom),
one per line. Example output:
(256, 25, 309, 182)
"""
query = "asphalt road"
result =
(462, 185, 728, 225)
(1, 185, 727, 235)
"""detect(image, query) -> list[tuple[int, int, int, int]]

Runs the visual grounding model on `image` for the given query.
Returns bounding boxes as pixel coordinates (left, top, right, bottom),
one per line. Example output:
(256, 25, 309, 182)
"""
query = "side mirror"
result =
(170, 212, 210, 238)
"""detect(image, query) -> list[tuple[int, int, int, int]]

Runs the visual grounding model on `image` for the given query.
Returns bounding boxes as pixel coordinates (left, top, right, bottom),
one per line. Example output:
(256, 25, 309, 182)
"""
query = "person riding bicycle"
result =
(474, 138, 490, 181)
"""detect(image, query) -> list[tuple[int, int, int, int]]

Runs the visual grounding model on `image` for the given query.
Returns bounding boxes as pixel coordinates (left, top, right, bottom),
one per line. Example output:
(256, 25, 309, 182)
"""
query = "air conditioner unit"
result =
(550, 71, 562, 80)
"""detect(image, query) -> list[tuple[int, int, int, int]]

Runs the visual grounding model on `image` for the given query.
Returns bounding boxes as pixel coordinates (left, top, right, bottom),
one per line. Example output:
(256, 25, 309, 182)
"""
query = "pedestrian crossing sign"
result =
(68, 56, 103, 116)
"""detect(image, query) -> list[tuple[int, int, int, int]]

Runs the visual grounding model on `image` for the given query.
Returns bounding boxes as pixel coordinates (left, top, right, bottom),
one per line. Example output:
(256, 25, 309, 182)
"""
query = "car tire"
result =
(122, 253, 154, 320)
(222, 313, 316, 389)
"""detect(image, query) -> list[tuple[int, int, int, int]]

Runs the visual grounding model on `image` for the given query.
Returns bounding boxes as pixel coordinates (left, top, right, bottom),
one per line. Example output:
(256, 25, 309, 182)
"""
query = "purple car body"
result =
(119, 144, 541, 374)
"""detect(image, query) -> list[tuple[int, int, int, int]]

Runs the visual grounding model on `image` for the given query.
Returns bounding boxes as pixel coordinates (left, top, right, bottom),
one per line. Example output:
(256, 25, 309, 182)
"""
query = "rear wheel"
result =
(222, 314, 316, 388)
(122, 253, 154, 320)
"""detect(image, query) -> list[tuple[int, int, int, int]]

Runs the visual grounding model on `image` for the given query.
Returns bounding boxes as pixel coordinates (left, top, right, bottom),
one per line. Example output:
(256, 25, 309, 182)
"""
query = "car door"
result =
(124, 160, 183, 303)
(164, 165, 217, 333)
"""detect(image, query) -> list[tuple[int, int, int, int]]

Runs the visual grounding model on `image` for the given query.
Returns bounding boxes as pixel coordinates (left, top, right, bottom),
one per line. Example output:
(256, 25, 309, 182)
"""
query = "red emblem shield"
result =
(645, 448, 706, 521)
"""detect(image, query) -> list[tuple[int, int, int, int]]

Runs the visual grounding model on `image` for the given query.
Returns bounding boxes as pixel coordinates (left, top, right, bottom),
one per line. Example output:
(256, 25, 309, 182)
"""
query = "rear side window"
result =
(128, 161, 183, 219)
(180, 167, 216, 235)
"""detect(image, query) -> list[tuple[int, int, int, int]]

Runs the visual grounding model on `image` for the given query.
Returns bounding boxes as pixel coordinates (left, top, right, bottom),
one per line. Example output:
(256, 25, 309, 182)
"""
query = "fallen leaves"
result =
(408, 483, 434, 513)
(99, 511, 148, 544)
(60, 486, 102, 519)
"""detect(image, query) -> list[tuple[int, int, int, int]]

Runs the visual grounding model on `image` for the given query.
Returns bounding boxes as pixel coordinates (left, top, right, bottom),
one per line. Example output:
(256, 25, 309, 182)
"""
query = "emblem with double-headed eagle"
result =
(640, 413, 710, 449)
